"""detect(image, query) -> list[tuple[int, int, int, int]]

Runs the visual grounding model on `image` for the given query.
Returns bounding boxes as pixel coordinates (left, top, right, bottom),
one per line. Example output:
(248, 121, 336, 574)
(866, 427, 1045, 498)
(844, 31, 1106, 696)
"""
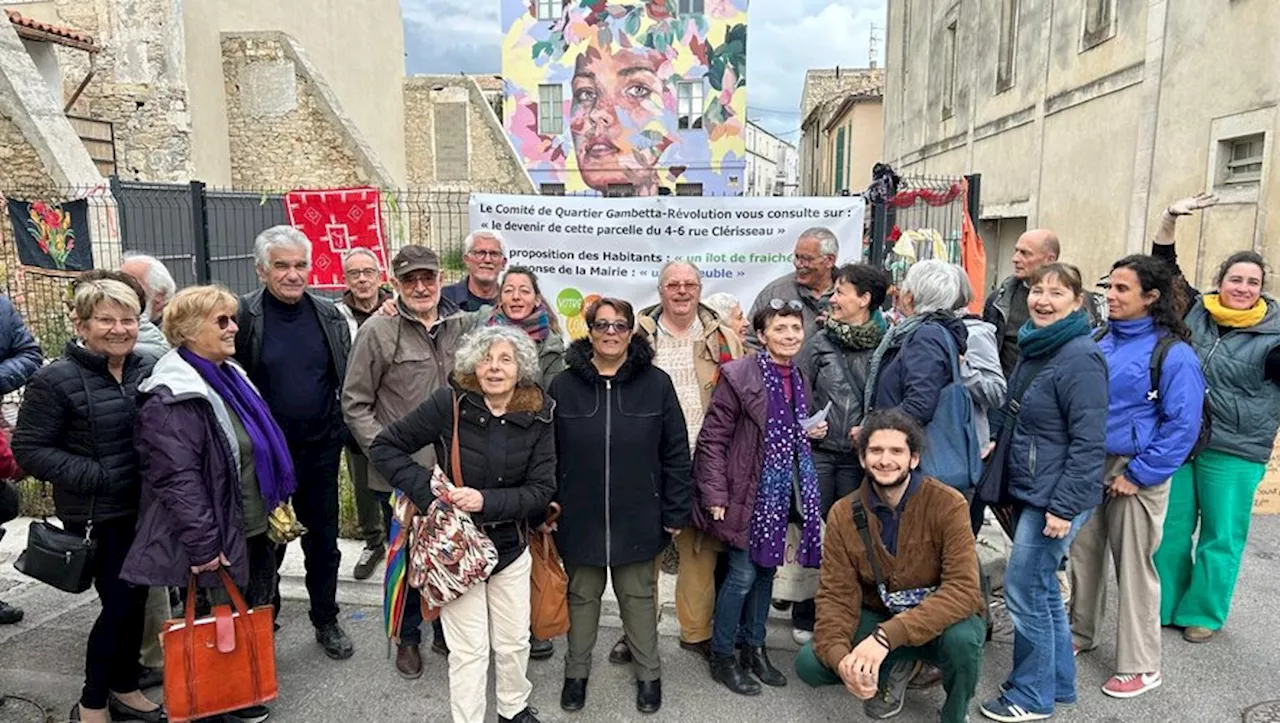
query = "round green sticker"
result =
(557, 288, 584, 317)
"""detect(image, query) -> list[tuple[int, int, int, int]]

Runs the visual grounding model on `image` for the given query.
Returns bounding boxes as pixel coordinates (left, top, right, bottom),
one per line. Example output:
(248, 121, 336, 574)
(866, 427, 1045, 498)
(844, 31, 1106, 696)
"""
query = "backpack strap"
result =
(850, 498, 887, 592)
(1147, 336, 1177, 403)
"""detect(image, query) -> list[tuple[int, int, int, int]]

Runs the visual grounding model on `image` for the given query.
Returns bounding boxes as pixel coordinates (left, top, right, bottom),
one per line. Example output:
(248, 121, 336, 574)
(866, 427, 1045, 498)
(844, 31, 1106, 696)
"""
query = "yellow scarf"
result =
(1203, 293, 1267, 328)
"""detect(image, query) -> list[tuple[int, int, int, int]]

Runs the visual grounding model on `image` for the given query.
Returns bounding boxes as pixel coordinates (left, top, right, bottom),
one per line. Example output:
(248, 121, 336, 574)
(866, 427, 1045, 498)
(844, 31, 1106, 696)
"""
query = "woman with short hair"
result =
(369, 325, 557, 723)
(13, 279, 160, 723)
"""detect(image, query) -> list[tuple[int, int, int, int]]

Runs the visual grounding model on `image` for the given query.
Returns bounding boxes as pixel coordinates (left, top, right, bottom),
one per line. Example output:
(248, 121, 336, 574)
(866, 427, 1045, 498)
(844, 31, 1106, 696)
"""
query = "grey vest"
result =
(1186, 298, 1280, 463)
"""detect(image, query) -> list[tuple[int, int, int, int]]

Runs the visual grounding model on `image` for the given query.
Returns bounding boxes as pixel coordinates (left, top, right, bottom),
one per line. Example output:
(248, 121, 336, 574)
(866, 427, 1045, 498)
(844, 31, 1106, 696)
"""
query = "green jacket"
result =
(1186, 297, 1280, 463)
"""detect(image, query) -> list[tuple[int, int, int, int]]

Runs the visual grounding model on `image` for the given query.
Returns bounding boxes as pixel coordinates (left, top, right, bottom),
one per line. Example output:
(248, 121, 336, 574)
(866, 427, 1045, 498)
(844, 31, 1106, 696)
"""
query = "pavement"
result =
(1, 515, 1278, 723)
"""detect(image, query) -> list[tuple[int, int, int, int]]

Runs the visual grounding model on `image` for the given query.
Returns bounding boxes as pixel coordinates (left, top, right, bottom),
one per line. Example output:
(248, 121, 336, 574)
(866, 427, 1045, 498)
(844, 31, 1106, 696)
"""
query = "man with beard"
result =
(795, 410, 986, 723)
(442, 230, 508, 312)
(747, 227, 839, 347)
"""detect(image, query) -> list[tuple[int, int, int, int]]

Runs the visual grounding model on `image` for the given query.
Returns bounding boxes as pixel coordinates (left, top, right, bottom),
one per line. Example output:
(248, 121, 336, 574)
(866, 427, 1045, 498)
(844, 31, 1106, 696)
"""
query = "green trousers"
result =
(1154, 448, 1267, 630)
(565, 561, 660, 682)
(794, 610, 985, 723)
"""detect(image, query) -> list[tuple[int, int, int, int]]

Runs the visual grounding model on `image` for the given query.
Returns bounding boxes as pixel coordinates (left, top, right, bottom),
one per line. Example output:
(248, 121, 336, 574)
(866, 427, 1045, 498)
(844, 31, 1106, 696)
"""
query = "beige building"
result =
(799, 67, 884, 196)
(883, 0, 1279, 291)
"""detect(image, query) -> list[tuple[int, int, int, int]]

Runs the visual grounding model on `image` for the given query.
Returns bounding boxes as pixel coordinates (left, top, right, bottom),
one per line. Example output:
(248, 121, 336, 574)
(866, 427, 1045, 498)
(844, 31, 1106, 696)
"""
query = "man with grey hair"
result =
(120, 252, 177, 361)
(442, 229, 508, 312)
(749, 227, 840, 345)
(234, 225, 355, 661)
(343, 244, 480, 678)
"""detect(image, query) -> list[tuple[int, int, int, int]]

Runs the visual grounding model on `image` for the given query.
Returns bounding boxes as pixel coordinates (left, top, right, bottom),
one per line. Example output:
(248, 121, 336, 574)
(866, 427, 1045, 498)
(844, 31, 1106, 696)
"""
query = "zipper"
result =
(1028, 436, 1037, 476)
(604, 379, 613, 567)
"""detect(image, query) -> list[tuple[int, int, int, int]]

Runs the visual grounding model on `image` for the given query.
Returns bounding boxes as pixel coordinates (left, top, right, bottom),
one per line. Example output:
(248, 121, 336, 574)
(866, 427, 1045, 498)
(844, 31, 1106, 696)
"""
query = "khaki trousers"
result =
(1069, 465, 1169, 674)
(139, 586, 170, 668)
(566, 559, 660, 682)
(648, 528, 721, 643)
(438, 549, 533, 723)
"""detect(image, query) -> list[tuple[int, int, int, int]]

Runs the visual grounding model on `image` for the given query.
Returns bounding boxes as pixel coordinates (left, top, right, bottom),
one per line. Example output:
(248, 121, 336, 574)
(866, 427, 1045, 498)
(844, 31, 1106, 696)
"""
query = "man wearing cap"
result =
(342, 244, 480, 679)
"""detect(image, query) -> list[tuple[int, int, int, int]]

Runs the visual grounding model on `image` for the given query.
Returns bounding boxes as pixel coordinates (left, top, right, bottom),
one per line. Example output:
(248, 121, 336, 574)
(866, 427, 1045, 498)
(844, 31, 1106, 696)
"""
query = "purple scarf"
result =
(178, 347, 297, 511)
(749, 353, 823, 569)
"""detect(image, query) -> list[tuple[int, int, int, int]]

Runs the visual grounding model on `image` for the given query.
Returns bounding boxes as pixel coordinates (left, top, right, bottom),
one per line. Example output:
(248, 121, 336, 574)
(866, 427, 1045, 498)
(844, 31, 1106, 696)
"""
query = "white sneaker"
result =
(791, 628, 813, 645)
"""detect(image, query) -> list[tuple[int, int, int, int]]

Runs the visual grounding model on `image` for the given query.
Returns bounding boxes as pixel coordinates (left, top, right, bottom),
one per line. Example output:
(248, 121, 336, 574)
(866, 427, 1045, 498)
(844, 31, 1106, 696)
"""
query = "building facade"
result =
(798, 67, 883, 196)
(883, 0, 1279, 291)
(500, 0, 749, 196)
(744, 121, 794, 196)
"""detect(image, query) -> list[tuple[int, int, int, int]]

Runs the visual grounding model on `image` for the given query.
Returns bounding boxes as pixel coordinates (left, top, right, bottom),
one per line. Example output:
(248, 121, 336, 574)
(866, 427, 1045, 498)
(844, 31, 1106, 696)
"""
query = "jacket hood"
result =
(960, 316, 997, 336)
(938, 315, 971, 355)
(450, 372, 554, 423)
(565, 334, 655, 385)
(139, 348, 255, 404)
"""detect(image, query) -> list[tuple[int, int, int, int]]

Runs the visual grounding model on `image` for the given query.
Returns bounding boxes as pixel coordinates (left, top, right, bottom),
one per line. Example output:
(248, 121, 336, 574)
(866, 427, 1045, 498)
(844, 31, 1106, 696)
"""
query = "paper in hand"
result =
(801, 401, 833, 432)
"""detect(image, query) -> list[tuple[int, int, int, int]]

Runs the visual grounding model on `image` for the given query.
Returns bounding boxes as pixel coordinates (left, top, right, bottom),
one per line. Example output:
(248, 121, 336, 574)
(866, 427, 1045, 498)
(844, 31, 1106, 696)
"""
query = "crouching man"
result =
(795, 409, 986, 723)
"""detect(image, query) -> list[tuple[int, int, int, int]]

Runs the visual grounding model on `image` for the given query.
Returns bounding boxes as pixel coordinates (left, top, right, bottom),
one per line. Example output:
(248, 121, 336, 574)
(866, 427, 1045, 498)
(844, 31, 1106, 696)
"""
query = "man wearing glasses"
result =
(748, 227, 841, 346)
(442, 230, 508, 312)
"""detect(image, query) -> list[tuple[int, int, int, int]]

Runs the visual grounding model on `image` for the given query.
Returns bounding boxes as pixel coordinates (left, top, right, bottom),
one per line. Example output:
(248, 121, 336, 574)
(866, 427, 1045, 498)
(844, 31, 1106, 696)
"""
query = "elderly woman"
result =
(477, 266, 567, 387)
(703, 291, 750, 342)
(13, 279, 160, 723)
(369, 326, 556, 723)
(548, 298, 691, 716)
(695, 300, 827, 696)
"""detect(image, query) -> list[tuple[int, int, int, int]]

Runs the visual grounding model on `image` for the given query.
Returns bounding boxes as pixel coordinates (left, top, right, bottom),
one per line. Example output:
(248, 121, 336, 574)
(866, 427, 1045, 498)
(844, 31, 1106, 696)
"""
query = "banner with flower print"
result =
(6, 198, 93, 271)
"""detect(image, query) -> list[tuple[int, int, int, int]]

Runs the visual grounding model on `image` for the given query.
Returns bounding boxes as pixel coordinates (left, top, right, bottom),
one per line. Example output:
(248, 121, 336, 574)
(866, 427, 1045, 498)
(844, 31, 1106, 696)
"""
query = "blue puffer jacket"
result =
(872, 316, 969, 426)
(0, 294, 42, 394)
(1098, 317, 1206, 486)
(996, 335, 1109, 520)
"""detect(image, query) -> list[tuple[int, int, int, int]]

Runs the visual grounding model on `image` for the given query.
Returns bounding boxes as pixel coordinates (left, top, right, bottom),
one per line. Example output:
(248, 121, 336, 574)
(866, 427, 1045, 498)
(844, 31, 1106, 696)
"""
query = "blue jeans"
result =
(1003, 506, 1091, 713)
(711, 547, 775, 656)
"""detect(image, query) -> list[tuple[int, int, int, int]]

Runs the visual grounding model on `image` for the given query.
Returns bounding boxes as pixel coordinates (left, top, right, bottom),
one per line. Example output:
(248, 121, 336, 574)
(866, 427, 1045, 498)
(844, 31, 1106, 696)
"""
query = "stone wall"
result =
(0, 111, 57, 193)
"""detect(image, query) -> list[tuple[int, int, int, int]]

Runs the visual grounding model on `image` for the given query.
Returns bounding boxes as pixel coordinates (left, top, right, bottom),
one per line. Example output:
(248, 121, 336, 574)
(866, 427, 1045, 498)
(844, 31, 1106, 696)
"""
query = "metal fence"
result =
(867, 173, 981, 288)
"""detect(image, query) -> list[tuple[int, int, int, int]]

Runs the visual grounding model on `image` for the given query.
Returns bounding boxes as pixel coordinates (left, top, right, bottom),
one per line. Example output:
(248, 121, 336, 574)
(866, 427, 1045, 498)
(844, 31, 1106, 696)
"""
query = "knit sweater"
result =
(813, 477, 984, 670)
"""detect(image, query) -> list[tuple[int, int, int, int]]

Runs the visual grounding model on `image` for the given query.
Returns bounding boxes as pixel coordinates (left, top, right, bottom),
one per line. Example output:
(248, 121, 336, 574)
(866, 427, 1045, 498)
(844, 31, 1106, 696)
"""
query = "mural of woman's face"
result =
(570, 47, 675, 194)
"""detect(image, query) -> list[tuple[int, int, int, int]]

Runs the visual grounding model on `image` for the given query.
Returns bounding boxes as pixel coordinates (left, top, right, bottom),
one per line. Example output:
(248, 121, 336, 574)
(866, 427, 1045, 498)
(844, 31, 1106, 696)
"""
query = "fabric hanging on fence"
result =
(960, 177, 987, 314)
(888, 183, 963, 209)
(6, 198, 93, 271)
(284, 187, 388, 290)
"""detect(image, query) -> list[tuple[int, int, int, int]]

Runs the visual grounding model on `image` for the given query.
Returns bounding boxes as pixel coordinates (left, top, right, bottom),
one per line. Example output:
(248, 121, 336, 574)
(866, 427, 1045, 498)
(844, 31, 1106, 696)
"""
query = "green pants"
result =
(1154, 448, 1267, 630)
(794, 610, 985, 723)
(565, 560, 660, 682)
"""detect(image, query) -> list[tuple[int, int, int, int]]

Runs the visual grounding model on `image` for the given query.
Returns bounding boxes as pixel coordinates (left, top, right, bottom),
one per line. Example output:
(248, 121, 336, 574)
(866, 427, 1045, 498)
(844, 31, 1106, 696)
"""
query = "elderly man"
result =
(749, 227, 840, 345)
(234, 225, 354, 660)
(120, 252, 177, 361)
(343, 245, 478, 678)
(600, 260, 742, 663)
(335, 248, 395, 581)
(442, 230, 508, 312)
(984, 229, 1105, 378)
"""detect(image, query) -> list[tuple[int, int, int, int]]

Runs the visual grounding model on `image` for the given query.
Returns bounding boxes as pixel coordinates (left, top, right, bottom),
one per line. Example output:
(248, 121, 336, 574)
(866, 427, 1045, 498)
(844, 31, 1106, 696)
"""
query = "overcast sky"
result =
(401, 0, 886, 142)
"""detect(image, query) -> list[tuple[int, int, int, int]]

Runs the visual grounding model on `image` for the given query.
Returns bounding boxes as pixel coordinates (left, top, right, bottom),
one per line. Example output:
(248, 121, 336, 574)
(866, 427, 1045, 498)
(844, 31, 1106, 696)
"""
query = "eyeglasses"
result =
(91, 316, 139, 329)
(468, 250, 505, 260)
(768, 298, 804, 312)
(215, 314, 238, 330)
(345, 268, 379, 279)
(590, 320, 632, 335)
(662, 281, 701, 292)
(793, 253, 825, 265)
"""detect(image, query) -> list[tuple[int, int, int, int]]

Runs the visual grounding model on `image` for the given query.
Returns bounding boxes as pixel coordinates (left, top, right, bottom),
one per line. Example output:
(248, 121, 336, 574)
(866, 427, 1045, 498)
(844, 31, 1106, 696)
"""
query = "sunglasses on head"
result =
(768, 298, 804, 312)
(215, 314, 238, 330)
(590, 320, 632, 335)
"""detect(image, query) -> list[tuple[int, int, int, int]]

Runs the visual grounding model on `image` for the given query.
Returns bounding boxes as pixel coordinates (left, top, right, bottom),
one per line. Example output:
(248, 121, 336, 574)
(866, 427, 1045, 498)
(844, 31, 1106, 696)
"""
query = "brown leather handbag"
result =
(529, 502, 569, 639)
(162, 569, 278, 722)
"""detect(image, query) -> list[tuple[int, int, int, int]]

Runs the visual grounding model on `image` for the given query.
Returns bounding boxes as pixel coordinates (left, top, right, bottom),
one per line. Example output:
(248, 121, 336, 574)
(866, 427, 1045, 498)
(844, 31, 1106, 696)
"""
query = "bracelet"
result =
(872, 627, 891, 650)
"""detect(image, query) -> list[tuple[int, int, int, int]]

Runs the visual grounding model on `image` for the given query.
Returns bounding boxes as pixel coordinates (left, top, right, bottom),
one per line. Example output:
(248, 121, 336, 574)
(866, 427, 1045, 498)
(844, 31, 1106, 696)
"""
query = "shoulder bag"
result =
(528, 502, 569, 639)
(850, 498, 937, 613)
(974, 356, 1052, 509)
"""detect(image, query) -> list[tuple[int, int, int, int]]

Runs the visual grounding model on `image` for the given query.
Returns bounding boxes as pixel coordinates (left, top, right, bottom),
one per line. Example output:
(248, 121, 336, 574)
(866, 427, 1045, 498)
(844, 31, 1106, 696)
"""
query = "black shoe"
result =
(710, 653, 761, 696)
(608, 636, 632, 664)
(352, 544, 384, 581)
(740, 646, 787, 687)
(314, 622, 354, 660)
(0, 600, 23, 625)
(108, 693, 168, 722)
(560, 678, 587, 712)
(227, 705, 271, 723)
(69, 704, 82, 721)
(431, 635, 449, 656)
(138, 665, 164, 690)
(636, 679, 661, 714)
(679, 639, 711, 660)
(529, 635, 554, 660)
(498, 707, 542, 723)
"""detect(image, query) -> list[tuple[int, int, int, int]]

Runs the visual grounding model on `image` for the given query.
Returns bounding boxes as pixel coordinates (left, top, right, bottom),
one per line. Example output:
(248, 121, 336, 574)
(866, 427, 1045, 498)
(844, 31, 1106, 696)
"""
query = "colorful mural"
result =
(501, 0, 749, 196)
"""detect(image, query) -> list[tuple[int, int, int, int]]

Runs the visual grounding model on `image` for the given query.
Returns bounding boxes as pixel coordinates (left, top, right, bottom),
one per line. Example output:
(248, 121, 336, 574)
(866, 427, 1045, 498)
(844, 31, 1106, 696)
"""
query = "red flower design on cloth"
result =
(26, 201, 76, 269)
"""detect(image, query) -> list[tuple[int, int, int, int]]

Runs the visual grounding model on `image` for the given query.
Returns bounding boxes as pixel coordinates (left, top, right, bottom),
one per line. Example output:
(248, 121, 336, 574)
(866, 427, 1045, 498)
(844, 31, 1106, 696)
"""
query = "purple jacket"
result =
(122, 350, 250, 589)
(693, 355, 777, 550)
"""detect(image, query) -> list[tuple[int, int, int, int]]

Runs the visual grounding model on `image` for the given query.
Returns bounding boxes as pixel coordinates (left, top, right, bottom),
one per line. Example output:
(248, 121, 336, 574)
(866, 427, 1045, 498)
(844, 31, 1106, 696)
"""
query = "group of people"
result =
(0, 189, 1274, 723)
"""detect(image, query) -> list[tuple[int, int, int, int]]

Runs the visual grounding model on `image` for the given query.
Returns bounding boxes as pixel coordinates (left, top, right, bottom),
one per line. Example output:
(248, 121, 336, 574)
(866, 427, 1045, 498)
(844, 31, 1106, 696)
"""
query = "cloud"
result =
(400, 0, 886, 136)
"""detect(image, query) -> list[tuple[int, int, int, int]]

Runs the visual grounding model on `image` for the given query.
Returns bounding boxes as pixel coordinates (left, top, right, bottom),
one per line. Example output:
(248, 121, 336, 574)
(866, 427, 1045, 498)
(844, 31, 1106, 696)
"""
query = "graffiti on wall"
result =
(502, 0, 749, 196)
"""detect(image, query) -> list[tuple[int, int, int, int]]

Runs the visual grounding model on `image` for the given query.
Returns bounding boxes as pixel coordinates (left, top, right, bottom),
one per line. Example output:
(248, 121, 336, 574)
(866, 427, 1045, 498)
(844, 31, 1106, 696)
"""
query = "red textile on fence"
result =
(889, 183, 964, 209)
(284, 187, 388, 290)
(960, 178, 986, 314)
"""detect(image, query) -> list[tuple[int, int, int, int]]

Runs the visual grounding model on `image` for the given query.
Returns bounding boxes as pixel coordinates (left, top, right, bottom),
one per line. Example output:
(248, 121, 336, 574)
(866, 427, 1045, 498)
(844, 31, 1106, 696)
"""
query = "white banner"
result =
(469, 194, 865, 338)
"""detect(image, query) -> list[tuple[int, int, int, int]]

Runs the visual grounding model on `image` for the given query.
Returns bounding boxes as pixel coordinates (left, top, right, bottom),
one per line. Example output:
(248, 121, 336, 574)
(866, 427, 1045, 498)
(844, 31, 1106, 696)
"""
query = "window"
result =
(535, 0, 560, 20)
(606, 184, 635, 197)
(1221, 134, 1265, 185)
(833, 127, 847, 193)
(677, 81, 705, 130)
(676, 183, 703, 196)
(1082, 0, 1115, 49)
(678, 0, 704, 14)
(537, 84, 563, 135)
(943, 19, 958, 118)
(996, 0, 1019, 93)
(540, 183, 566, 196)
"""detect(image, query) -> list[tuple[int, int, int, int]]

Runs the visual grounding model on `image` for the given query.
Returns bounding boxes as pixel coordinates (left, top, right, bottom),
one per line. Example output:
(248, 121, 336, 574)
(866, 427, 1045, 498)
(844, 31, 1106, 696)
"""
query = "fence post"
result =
(109, 175, 127, 248)
(869, 199, 888, 267)
(189, 180, 211, 284)
(965, 173, 982, 223)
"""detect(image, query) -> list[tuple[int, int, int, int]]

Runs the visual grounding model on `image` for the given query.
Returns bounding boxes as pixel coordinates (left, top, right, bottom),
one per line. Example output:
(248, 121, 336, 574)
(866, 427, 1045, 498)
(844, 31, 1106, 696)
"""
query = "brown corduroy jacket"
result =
(813, 475, 984, 671)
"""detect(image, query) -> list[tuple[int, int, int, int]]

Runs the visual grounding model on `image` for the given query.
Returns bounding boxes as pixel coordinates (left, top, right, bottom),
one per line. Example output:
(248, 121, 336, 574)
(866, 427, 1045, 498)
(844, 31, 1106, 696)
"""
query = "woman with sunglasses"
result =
(122, 285, 296, 723)
(548, 297, 692, 716)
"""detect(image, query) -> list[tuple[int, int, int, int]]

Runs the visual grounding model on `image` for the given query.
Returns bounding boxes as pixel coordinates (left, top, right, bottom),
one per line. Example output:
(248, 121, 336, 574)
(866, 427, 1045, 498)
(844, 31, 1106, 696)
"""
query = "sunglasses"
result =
(768, 298, 804, 312)
(215, 314, 238, 330)
(590, 320, 632, 335)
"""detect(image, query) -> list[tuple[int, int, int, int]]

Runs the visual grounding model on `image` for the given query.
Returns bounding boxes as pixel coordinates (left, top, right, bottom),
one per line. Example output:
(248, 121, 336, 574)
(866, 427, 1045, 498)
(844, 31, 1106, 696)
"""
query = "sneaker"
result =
(863, 659, 920, 719)
(0, 600, 23, 625)
(529, 636, 554, 660)
(1182, 626, 1214, 643)
(315, 622, 354, 660)
(791, 628, 813, 645)
(979, 697, 1051, 722)
(498, 707, 541, 723)
(1101, 672, 1162, 699)
(352, 545, 384, 581)
(228, 706, 271, 723)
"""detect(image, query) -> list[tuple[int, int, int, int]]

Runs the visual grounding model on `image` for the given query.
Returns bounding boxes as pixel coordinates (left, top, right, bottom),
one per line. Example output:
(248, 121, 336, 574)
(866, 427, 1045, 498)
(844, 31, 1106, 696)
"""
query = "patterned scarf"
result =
(750, 354, 823, 569)
(489, 301, 553, 342)
(825, 309, 888, 351)
(1202, 293, 1268, 328)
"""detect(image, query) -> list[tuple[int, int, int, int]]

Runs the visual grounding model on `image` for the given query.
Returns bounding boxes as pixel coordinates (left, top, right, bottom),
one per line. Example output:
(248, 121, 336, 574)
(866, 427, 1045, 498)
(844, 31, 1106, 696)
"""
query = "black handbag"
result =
(14, 513, 97, 593)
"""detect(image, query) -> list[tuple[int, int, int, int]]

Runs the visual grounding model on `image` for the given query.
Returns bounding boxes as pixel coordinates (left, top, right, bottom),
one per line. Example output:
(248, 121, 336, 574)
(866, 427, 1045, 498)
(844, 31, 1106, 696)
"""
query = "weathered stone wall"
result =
(0, 112, 58, 193)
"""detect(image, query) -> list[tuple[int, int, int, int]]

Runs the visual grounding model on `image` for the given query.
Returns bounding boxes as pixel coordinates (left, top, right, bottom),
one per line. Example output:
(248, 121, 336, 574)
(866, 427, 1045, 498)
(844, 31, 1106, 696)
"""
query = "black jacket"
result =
(547, 336, 692, 568)
(368, 377, 557, 574)
(12, 342, 154, 524)
(796, 329, 874, 455)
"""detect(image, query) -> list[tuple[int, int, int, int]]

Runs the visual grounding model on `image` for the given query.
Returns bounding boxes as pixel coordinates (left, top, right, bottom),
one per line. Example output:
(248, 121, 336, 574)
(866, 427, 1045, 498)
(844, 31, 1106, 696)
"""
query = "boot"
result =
(710, 653, 761, 696)
(740, 645, 787, 687)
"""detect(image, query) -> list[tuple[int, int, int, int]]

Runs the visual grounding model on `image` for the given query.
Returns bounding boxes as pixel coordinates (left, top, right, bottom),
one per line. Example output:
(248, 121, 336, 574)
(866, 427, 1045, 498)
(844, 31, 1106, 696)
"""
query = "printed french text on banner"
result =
(470, 194, 864, 338)
(284, 187, 387, 290)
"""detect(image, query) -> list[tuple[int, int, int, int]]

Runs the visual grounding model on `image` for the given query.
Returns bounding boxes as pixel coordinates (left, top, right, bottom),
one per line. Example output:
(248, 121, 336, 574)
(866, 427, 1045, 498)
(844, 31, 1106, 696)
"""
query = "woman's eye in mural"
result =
(623, 83, 655, 101)
(572, 87, 598, 106)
